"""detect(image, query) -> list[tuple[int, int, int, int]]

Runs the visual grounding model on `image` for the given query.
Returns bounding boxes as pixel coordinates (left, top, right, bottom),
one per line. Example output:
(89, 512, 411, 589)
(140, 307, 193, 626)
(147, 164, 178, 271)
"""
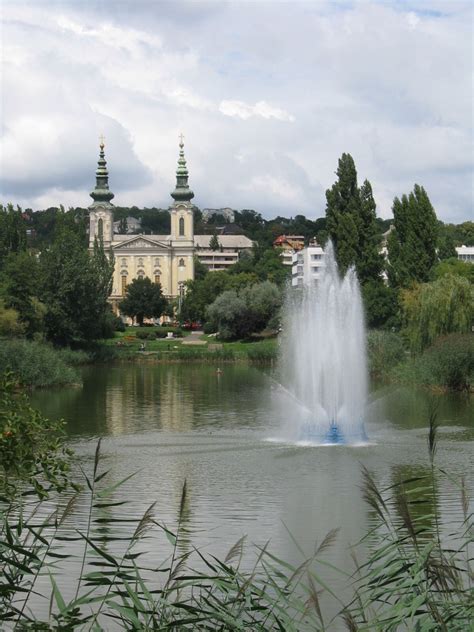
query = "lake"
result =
(29, 363, 473, 626)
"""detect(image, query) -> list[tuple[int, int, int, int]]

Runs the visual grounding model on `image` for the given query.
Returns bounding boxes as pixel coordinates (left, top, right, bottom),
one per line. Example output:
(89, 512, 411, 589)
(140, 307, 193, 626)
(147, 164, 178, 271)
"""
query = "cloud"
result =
(219, 100, 295, 122)
(0, 0, 472, 222)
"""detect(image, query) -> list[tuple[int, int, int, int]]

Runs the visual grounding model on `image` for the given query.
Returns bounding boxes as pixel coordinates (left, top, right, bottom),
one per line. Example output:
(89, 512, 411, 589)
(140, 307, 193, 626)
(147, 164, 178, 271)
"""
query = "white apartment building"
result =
(456, 245, 474, 262)
(194, 234, 254, 271)
(291, 245, 325, 286)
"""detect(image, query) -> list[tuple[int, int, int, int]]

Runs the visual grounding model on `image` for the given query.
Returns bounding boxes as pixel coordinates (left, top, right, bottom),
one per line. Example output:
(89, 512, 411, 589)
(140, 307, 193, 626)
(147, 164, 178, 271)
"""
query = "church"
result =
(88, 139, 253, 314)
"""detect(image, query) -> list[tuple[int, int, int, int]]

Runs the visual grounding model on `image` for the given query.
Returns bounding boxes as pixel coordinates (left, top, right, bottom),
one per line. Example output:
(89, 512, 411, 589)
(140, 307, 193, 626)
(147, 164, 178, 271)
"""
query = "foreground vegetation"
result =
(0, 405, 471, 630)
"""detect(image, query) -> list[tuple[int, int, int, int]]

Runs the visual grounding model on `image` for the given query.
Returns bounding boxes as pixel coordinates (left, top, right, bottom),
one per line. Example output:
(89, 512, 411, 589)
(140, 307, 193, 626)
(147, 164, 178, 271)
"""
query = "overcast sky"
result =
(1, 0, 472, 222)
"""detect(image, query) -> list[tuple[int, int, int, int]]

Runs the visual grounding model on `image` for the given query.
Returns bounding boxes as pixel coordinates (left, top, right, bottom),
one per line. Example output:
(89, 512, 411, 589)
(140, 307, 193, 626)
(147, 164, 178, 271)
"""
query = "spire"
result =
(171, 134, 194, 202)
(90, 137, 115, 205)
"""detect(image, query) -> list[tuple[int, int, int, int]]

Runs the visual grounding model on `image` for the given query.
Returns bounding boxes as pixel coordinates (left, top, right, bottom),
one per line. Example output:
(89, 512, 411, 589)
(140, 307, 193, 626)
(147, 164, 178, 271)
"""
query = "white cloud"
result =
(219, 100, 295, 122)
(0, 1, 472, 222)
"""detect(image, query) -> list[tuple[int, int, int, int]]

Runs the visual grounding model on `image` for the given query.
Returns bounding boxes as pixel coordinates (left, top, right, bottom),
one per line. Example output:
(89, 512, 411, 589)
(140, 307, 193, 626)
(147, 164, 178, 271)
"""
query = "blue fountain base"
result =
(300, 421, 368, 445)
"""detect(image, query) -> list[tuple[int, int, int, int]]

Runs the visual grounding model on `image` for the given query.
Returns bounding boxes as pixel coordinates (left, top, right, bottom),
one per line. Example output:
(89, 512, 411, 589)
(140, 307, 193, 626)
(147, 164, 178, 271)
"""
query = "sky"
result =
(1, 0, 472, 222)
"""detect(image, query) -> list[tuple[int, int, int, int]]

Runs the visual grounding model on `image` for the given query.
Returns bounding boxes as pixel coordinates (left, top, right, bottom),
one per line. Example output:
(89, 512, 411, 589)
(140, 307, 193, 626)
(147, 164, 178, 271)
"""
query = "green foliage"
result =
(0, 339, 83, 388)
(362, 281, 400, 329)
(0, 301, 24, 337)
(0, 203, 27, 265)
(0, 374, 71, 496)
(207, 281, 281, 340)
(387, 184, 439, 287)
(436, 231, 457, 260)
(209, 230, 221, 251)
(366, 330, 406, 377)
(1, 421, 471, 630)
(401, 274, 473, 352)
(1, 251, 45, 336)
(431, 257, 474, 283)
(40, 225, 114, 345)
(119, 277, 168, 326)
(325, 154, 383, 283)
(438, 220, 474, 247)
(393, 334, 473, 391)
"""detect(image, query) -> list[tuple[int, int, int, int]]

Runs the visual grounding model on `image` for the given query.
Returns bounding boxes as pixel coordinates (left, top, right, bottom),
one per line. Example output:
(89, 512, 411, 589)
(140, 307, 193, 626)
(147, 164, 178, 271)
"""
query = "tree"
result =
(119, 277, 168, 326)
(117, 217, 128, 234)
(431, 258, 474, 283)
(325, 155, 383, 285)
(209, 231, 220, 251)
(400, 274, 473, 352)
(325, 153, 361, 275)
(437, 232, 457, 260)
(0, 204, 27, 265)
(1, 251, 45, 336)
(387, 185, 438, 287)
(206, 281, 282, 340)
(40, 227, 114, 345)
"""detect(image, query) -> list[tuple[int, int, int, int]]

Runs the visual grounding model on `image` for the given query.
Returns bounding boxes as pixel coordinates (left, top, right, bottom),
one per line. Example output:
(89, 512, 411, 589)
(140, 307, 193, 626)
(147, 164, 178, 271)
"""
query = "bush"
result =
(417, 334, 473, 390)
(0, 339, 81, 388)
(367, 330, 406, 377)
(203, 321, 217, 334)
(246, 342, 278, 364)
(0, 373, 71, 496)
(136, 329, 156, 340)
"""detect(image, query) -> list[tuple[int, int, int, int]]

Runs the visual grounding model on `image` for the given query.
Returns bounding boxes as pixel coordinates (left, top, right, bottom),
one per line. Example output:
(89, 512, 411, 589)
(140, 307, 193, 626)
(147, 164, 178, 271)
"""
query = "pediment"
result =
(113, 236, 170, 251)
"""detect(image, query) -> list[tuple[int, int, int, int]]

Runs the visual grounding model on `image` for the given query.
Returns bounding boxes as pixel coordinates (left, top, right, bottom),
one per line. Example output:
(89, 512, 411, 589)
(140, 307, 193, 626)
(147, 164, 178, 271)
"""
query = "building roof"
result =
(195, 234, 254, 248)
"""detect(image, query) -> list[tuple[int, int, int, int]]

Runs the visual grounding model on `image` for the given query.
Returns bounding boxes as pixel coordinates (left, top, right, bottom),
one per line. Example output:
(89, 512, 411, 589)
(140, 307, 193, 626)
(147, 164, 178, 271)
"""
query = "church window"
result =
(121, 275, 127, 296)
(154, 274, 161, 285)
(178, 258, 185, 268)
(98, 218, 104, 239)
(179, 217, 185, 236)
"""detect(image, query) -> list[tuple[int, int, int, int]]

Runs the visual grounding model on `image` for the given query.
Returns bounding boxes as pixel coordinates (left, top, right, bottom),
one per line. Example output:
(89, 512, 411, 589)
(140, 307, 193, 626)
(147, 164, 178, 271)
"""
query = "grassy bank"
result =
(100, 327, 279, 364)
(0, 338, 89, 388)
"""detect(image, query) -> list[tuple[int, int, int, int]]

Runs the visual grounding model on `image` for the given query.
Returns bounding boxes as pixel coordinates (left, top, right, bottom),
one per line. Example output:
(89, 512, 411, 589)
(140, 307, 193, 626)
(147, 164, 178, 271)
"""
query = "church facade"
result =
(88, 140, 253, 314)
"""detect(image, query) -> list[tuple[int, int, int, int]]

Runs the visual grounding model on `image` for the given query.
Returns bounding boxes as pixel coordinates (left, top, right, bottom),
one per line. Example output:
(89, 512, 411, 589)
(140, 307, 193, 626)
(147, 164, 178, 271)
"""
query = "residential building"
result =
(291, 243, 326, 286)
(273, 235, 305, 267)
(456, 245, 474, 262)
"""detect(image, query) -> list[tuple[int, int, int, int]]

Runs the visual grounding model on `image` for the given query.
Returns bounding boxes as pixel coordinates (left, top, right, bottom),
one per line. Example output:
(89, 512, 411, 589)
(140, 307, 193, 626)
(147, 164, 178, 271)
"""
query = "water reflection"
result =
(28, 365, 473, 600)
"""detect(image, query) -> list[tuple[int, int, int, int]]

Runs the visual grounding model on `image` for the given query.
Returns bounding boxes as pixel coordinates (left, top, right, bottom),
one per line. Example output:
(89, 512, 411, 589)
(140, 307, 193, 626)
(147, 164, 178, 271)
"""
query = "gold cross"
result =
(99, 134, 105, 147)
(179, 132, 185, 145)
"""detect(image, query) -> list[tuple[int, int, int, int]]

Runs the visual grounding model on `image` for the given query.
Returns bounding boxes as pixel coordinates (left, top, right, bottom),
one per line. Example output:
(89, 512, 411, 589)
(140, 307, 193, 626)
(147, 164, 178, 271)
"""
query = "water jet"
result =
(278, 243, 368, 445)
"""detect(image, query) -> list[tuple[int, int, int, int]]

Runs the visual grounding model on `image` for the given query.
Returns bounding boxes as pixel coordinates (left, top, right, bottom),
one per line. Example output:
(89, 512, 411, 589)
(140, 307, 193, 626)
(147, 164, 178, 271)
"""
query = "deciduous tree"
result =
(119, 277, 168, 326)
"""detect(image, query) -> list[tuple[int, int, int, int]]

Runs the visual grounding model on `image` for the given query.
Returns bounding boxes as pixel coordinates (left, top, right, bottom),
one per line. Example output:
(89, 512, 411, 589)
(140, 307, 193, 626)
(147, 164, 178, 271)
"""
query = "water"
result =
(278, 244, 367, 444)
(27, 364, 473, 626)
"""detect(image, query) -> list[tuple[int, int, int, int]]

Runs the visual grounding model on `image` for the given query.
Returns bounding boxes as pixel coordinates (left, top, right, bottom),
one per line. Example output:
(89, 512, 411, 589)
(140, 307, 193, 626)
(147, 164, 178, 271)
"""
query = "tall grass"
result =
(0, 339, 87, 388)
(1, 411, 471, 630)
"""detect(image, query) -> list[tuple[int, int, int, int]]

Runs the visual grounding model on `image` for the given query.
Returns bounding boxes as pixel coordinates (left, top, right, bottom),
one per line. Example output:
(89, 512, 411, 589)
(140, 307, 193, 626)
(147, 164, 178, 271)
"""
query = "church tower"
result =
(169, 136, 194, 241)
(89, 139, 114, 248)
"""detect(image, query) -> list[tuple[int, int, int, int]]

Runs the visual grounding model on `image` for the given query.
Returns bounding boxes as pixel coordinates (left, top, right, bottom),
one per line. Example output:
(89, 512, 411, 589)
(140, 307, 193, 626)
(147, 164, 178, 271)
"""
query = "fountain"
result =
(278, 242, 368, 445)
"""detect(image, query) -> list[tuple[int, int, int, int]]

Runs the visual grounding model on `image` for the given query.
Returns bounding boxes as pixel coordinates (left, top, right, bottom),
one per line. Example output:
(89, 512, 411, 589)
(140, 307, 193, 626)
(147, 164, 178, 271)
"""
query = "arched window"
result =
(98, 218, 104, 239)
(178, 258, 185, 268)
(138, 270, 145, 278)
(179, 217, 185, 236)
(154, 274, 161, 285)
(121, 275, 127, 296)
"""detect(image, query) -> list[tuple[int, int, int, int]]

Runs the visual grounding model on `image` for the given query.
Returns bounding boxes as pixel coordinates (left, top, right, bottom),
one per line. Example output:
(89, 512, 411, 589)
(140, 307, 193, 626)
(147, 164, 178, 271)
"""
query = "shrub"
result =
(0, 339, 81, 388)
(136, 329, 156, 340)
(0, 373, 71, 496)
(401, 274, 473, 353)
(418, 334, 473, 391)
(367, 330, 406, 377)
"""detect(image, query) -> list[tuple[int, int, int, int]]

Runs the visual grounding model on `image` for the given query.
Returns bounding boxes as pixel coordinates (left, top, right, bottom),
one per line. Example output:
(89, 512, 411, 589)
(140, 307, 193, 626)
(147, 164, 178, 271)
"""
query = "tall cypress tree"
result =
(387, 184, 438, 287)
(325, 153, 360, 275)
(325, 154, 383, 283)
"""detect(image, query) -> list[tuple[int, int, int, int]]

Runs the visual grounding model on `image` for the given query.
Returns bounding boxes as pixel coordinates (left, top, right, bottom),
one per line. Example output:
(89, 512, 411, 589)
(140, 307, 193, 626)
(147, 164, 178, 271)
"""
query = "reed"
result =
(0, 409, 472, 630)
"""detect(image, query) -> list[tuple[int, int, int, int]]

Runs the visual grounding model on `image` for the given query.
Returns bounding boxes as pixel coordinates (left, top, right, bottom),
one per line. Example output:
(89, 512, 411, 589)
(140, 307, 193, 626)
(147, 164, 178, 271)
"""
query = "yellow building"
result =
(88, 139, 254, 315)
(88, 139, 195, 314)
